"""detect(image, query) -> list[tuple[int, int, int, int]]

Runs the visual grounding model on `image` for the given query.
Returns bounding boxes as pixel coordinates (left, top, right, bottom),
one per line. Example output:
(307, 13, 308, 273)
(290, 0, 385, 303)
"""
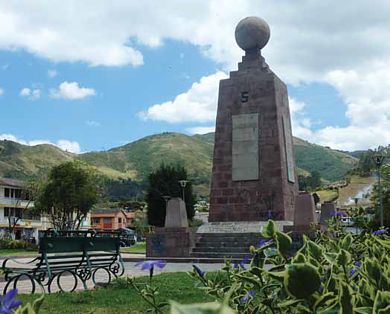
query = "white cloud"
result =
(85, 120, 100, 127)
(0, 87, 3, 96)
(1, 1, 389, 149)
(19, 87, 41, 100)
(186, 126, 215, 135)
(139, 71, 227, 123)
(50, 81, 96, 100)
(0, 134, 81, 153)
(47, 69, 57, 78)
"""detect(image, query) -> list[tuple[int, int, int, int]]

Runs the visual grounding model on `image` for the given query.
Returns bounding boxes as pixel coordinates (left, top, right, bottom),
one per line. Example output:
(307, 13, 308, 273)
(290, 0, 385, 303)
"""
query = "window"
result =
(15, 189, 22, 199)
(92, 218, 100, 224)
(103, 218, 111, 223)
(118, 217, 122, 223)
(4, 207, 10, 217)
(4, 188, 10, 198)
(15, 208, 22, 219)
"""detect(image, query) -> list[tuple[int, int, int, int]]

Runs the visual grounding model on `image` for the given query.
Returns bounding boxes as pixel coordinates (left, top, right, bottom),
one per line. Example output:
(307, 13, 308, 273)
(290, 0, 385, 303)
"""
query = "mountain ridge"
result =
(0, 132, 358, 196)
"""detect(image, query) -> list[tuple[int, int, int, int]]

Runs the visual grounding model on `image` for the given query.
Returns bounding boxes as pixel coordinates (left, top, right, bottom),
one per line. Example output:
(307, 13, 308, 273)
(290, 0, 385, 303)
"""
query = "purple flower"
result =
(192, 265, 205, 278)
(355, 261, 362, 268)
(234, 254, 251, 269)
(373, 229, 387, 236)
(350, 268, 358, 276)
(257, 239, 273, 249)
(240, 290, 256, 303)
(0, 289, 22, 314)
(135, 260, 166, 271)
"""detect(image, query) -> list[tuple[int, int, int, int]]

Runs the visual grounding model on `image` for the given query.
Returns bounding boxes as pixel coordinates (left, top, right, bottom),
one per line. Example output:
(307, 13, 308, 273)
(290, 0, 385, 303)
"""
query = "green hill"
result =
(0, 133, 358, 197)
(0, 140, 74, 179)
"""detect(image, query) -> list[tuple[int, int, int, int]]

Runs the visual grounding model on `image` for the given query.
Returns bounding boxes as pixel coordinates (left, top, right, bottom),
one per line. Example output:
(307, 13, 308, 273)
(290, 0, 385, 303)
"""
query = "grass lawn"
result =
(316, 189, 338, 202)
(121, 242, 146, 254)
(0, 248, 37, 257)
(18, 272, 213, 314)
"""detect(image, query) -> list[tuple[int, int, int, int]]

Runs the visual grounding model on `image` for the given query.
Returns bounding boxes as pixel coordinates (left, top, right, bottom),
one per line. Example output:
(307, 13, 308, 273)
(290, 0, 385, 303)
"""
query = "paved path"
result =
(0, 256, 224, 294)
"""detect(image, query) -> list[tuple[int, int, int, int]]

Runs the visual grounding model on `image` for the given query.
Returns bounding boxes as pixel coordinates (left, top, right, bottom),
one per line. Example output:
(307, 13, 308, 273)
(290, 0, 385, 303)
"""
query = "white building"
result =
(0, 178, 50, 242)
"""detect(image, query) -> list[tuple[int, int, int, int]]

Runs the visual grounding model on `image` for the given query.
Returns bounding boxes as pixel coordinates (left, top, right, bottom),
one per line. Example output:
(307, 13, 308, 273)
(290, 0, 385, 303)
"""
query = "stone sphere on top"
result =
(235, 16, 270, 51)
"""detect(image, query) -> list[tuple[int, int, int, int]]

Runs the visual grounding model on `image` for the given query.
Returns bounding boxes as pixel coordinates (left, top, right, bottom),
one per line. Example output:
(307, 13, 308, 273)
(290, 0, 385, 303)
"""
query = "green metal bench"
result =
(1, 230, 125, 294)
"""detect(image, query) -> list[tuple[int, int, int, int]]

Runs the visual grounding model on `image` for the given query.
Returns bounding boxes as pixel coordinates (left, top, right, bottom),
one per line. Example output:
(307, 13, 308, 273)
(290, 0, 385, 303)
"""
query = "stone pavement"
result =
(0, 255, 224, 294)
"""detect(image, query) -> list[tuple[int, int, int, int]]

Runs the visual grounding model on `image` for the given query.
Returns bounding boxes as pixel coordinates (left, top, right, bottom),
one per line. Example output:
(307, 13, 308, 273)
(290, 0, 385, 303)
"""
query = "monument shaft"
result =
(209, 51, 298, 222)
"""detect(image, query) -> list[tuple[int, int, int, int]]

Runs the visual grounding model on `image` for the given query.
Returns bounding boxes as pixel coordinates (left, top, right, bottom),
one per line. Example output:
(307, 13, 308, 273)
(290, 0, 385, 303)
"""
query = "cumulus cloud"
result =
(186, 126, 215, 135)
(1, 1, 389, 149)
(19, 87, 41, 100)
(50, 81, 96, 100)
(0, 134, 81, 153)
(139, 71, 227, 123)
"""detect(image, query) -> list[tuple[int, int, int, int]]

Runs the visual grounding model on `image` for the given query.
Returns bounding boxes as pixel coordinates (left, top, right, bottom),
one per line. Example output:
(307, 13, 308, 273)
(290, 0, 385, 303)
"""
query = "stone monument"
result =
(146, 198, 193, 258)
(164, 198, 188, 228)
(209, 16, 298, 222)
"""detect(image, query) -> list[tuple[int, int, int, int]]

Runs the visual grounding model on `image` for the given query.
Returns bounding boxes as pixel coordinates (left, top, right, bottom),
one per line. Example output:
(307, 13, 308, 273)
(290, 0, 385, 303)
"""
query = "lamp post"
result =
(178, 180, 188, 203)
(162, 196, 171, 209)
(372, 154, 385, 227)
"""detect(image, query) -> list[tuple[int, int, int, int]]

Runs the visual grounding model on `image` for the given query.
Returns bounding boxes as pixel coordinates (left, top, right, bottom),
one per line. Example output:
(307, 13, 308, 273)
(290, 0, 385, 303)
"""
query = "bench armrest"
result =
(2, 256, 40, 269)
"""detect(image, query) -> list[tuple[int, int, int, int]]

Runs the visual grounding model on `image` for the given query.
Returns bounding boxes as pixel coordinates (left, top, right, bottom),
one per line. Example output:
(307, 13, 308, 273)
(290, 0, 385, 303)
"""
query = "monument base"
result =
(146, 227, 195, 258)
(196, 221, 293, 234)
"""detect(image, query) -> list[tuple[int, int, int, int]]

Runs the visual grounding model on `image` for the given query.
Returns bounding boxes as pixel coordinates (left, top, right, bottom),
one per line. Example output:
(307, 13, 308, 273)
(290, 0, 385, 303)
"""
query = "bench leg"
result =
(3, 274, 37, 295)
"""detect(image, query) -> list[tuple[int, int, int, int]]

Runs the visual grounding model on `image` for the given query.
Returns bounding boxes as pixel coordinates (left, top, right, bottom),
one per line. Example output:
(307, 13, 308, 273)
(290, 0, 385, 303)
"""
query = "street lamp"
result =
(178, 180, 188, 203)
(162, 195, 171, 209)
(372, 154, 385, 227)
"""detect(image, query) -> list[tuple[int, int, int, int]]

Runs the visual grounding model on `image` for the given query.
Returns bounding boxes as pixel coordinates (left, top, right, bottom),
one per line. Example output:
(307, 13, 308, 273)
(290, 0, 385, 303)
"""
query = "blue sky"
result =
(0, 1, 389, 153)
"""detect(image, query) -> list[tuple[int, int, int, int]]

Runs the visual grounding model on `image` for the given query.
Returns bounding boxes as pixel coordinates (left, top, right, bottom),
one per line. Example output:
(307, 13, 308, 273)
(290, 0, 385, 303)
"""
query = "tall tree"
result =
(146, 164, 195, 227)
(307, 171, 322, 190)
(34, 161, 99, 230)
(371, 164, 390, 227)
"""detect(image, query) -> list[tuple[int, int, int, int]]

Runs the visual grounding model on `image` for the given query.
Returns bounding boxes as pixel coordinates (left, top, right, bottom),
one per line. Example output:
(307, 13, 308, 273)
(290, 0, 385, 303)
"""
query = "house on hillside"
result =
(0, 178, 50, 242)
(91, 208, 134, 230)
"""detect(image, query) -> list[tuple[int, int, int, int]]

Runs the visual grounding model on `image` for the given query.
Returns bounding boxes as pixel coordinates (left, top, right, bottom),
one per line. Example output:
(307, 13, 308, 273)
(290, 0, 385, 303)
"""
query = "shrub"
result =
(190, 220, 390, 313)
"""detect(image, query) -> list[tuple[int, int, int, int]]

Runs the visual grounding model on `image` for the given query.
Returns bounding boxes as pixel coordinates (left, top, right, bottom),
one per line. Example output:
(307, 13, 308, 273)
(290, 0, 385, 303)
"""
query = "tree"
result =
(298, 175, 308, 191)
(371, 164, 390, 227)
(35, 161, 99, 230)
(146, 164, 195, 227)
(306, 171, 322, 190)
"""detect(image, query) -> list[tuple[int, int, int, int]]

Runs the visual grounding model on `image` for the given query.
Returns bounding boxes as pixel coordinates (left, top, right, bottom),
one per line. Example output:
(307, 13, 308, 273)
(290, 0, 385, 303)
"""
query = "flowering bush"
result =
(0, 289, 43, 314)
(190, 220, 390, 313)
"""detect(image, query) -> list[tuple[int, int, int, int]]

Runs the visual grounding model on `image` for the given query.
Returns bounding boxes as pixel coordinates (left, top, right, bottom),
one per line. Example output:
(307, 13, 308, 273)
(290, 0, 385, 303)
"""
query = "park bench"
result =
(1, 230, 125, 294)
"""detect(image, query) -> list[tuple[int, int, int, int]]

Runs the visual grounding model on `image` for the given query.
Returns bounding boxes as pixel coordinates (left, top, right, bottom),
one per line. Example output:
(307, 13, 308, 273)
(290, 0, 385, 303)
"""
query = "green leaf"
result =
(307, 240, 323, 261)
(365, 258, 382, 284)
(323, 252, 338, 264)
(284, 263, 321, 299)
(340, 234, 353, 250)
(313, 292, 336, 311)
(373, 290, 390, 314)
(336, 249, 351, 266)
(170, 301, 236, 314)
(354, 307, 373, 314)
(262, 220, 276, 238)
(292, 252, 306, 264)
(32, 294, 45, 312)
(339, 281, 354, 314)
(276, 231, 292, 256)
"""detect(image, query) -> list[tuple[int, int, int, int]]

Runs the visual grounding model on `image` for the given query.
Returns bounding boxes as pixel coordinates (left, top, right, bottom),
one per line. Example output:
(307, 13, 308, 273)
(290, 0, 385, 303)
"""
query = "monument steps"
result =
(190, 232, 262, 260)
(192, 247, 249, 253)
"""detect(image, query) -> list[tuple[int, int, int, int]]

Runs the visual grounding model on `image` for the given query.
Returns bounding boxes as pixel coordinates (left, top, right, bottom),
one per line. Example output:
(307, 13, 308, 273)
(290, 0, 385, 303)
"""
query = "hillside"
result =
(0, 133, 358, 196)
(0, 140, 74, 179)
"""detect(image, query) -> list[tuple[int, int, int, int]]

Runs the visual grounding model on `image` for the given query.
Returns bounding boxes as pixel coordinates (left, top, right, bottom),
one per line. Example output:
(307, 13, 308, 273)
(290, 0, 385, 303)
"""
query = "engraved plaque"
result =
(283, 116, 295, 183)
(232, 113, 259, 181)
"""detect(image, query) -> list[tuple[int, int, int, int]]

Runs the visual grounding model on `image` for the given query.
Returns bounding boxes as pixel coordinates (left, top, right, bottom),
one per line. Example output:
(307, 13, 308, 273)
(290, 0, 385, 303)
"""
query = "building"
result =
(0, 178, 50, 241)
(91, 208, 134, 230)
